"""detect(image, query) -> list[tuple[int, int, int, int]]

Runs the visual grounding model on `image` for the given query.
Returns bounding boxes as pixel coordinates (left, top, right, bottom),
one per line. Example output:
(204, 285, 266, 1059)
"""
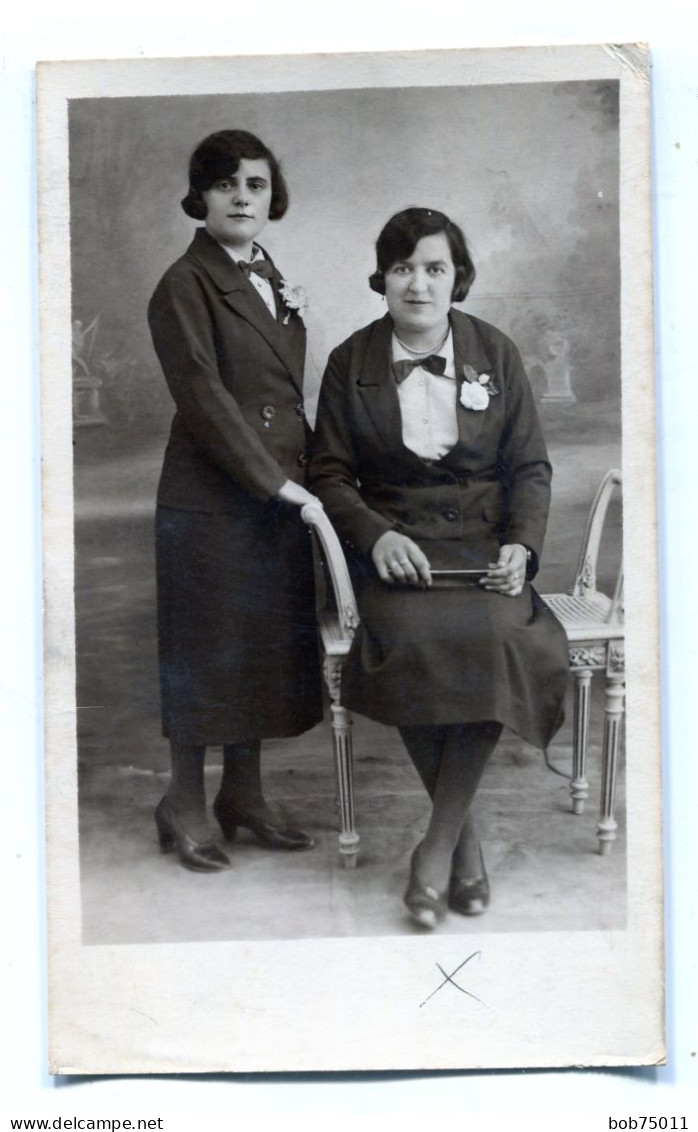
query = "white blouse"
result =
(393, 330, 458, 460)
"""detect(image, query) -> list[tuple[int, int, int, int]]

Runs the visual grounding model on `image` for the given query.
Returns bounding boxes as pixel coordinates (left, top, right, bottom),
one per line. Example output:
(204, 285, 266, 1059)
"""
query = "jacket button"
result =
(295, 402, 306, 419)
(261, 405, 276, 422)
(443, 507, 459, 522)
(297, 452, 309, 467)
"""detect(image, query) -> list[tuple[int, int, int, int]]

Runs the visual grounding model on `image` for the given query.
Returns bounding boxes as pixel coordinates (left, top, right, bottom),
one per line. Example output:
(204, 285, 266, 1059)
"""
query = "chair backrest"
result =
(571, 468, 623, 623)
(301, 502, 360, 640)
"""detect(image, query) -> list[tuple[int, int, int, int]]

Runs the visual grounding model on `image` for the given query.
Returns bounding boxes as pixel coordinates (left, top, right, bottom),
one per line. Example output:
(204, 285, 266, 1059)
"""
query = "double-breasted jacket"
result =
(310, 309, 553, 576)
(149, 226, 312, 511)
(147, 226, 322, 744)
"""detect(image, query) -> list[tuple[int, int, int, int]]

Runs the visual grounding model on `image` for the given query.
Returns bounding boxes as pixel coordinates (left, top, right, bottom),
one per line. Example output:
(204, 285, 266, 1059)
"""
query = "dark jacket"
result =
(147, 227, 322, 743)
(148, 226, 311, 511)
(309, 310, 552, 577)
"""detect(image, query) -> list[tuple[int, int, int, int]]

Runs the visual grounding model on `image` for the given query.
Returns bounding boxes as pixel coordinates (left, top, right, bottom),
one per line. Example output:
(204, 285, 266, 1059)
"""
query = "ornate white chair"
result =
(301, 502, 361, 867)
(303, 468, 625, 863)
(541, 469, 625, 854)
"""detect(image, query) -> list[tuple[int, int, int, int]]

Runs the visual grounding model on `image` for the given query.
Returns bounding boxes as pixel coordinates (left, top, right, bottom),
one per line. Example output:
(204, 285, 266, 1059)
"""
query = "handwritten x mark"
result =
(420, 950, 485, 1008)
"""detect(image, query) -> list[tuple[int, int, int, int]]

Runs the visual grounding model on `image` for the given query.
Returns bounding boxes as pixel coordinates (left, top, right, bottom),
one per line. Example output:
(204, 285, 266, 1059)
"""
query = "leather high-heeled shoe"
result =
(154, 797, 231, 872)
(213, 796, 315, 851)
(448, 843, 490, 916)
(404, 843, 448, 929)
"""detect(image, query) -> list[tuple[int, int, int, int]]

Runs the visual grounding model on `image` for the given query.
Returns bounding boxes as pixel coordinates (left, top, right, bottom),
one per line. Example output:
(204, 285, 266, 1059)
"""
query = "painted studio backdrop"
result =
(70, 81, 623, 944)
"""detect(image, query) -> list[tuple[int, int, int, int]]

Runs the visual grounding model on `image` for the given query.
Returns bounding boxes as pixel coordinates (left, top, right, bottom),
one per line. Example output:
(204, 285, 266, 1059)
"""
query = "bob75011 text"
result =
(609, 1120, 688, 1130)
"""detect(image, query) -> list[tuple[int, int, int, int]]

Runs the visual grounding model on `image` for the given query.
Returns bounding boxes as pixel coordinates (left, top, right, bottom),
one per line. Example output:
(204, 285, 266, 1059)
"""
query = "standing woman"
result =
(148, 130, 323, 871)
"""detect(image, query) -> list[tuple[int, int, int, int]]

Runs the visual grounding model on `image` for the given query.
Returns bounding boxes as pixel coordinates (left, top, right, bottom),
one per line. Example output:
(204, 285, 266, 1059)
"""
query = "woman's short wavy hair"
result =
(180, 129, 289, 222)
(369, 207, 475, 303)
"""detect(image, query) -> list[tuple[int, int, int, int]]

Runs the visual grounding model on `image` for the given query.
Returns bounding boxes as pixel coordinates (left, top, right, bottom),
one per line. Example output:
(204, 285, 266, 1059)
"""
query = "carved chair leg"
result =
(597, 674, 625, 855)
(323, 656, 360, 866)
(571, 666, 592, 814)
(330, 702, 360, 867)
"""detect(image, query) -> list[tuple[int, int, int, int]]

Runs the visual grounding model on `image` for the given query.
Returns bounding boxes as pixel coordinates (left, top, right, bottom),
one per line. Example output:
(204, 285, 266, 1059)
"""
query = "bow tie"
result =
(393, 355, 448, 383)
(238, 258, 274, 280)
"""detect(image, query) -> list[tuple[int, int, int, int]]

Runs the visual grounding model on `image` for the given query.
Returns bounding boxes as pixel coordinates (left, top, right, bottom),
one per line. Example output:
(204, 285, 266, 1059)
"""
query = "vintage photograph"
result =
(39, 45, 662, 1072)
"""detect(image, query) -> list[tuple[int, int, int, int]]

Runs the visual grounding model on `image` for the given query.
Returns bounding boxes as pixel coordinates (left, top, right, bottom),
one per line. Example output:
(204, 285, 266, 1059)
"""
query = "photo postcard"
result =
(37, 42, 663, 1073)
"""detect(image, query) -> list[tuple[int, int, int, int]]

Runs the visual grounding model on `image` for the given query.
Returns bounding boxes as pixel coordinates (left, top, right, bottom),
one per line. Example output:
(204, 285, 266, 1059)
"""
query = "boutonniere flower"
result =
(460, 364, 500, 410)
(278, 279, 309, 325)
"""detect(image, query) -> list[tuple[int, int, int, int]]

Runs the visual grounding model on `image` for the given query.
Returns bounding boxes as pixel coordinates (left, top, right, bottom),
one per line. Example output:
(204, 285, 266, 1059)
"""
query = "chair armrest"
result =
(301, 502, 360, 642)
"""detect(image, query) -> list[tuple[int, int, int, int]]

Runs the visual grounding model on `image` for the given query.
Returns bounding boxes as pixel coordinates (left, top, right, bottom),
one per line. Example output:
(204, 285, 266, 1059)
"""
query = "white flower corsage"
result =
(460, 363, 500, 410)
(278, 279, 309, 325)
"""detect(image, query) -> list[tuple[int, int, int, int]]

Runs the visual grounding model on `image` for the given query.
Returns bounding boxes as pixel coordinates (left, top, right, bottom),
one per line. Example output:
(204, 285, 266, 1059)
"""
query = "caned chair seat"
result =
(543, 591, 617, 629)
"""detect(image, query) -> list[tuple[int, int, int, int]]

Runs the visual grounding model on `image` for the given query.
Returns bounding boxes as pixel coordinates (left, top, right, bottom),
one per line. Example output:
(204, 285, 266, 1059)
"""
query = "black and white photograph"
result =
(37, 44, 662, 1074)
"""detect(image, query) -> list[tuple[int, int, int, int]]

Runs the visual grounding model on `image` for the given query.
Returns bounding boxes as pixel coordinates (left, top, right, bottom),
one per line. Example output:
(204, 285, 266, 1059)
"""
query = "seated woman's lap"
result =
(356, 578, 534, 654)
(343, 576, 567, 739)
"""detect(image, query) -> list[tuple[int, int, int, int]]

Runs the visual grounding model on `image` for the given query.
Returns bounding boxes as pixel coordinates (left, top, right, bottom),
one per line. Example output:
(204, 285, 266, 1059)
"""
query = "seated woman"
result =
(310, 207, 569, 928)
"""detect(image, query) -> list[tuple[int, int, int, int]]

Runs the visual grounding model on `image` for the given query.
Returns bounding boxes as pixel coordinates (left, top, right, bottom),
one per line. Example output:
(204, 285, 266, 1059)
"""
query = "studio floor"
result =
(78, 709, 626, 945)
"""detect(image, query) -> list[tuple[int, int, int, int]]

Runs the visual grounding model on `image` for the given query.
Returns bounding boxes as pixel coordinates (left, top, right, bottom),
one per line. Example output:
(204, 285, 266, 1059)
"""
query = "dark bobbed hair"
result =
(180, 129, 289, 222)
(368, 207, 475, 303)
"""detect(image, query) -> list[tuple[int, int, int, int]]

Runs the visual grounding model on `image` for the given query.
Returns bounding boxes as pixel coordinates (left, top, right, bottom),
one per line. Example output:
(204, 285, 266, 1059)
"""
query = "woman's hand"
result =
(482, 543, 528, 597)
(277, 479, 321, 507)
(372, 531, 432, 587)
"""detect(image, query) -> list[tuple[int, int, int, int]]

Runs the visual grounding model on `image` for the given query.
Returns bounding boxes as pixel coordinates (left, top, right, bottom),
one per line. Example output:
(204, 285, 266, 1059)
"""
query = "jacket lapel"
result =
(447, 309, 496, 455)
(187, 228, 305, 394)
(355, 314, 407, 454)
(269, 260, 306, 380)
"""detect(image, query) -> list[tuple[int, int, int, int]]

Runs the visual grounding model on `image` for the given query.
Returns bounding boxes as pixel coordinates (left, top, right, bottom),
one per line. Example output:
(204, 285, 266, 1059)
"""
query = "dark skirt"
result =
(342, 574, 569, 750)
(156, 503, 323, 745)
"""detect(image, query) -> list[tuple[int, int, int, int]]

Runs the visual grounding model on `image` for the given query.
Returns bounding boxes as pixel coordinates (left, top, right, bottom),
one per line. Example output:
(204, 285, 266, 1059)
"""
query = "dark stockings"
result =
(218, 740, 267, 813)
(398, 721, 502, 893)
(165, 742, 210, 841)
(166, 737, 269, 837)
